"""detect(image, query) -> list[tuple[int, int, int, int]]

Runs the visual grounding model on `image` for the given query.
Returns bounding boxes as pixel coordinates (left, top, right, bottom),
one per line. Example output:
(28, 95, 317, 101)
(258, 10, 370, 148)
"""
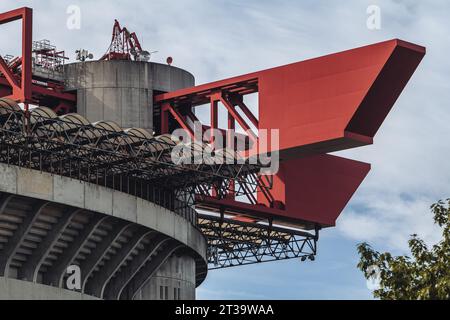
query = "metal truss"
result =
(0, 100, 270, 191)
(0, 99, 313, 270)
(155, 71, 279, 212)
(0, 100, 273, 226)
(197, 213, 318, 269)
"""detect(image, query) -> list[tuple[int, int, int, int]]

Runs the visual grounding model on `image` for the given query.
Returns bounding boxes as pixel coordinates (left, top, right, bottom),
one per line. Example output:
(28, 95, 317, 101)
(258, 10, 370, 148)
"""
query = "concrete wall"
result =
(0, 163, 207, 263)
(134, 255, 196, 300)
(0, 277, 98, 300)
(63, 61, 195, 131)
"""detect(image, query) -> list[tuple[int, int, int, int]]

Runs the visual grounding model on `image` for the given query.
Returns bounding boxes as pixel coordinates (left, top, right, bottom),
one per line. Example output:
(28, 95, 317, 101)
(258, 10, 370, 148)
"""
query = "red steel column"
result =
(210, 97, 218, 144)
(227, 109, 236, 199)
(21, 7, 33, 108)
(0, 7, 33, 106)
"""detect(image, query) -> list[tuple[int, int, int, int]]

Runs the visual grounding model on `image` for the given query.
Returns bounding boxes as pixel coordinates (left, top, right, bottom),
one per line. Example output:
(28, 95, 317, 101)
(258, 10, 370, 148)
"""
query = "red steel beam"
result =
(156, 39, 425, 228)
(215, 93, 258, 142)
(0, 78, 76, 102)
(0, 7, 33, 105)
(227, 107, 236, 199)
(155, 78, 258, 106)
(197, 154, 370, 229)
(235, 100, 259, 128)
(21, 7, 32, 104)
(162, 102, 194, 138)
(0, 57, 19, 87)
(210, 98, 218, 144)
(156, 39, 425, 159)
(0, 7, 76, 111)
(228, 94, 259, 128)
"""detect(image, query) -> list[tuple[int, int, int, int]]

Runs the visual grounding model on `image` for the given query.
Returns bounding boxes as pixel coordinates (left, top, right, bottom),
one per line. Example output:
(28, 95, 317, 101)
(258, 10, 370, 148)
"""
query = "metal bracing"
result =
(198, 213, 318, 269)
(156, 79, 279, 211)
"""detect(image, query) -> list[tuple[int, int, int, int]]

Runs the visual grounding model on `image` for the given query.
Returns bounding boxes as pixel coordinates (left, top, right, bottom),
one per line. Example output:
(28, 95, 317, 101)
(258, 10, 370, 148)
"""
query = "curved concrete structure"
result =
(0, 163, 207, 300)
(64, 61, 195, 132)
(134, 255, 197, 300)
(0, 59, 207, 300)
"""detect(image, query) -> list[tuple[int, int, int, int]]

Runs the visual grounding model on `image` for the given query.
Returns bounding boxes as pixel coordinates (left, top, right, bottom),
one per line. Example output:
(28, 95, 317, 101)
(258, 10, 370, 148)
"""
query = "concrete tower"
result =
(64, 60, 195, 132)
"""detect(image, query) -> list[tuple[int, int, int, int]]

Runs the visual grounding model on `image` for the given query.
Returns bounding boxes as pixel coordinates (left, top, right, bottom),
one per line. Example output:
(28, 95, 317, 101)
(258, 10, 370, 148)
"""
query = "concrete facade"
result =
(135, 255, 197, 300)
(0, 277, 98, 300)
(0, 163, 207, 300)
(63, 61, 195, 131)
(0, 163, 206, 259)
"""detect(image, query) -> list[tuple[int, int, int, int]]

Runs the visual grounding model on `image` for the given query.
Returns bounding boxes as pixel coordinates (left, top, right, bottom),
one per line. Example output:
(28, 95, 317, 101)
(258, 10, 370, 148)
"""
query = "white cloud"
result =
(337, 193, 442, 252)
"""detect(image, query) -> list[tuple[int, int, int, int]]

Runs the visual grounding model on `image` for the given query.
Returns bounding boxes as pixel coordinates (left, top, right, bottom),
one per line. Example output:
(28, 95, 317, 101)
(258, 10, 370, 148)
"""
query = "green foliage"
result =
(357, 199, 450, 300)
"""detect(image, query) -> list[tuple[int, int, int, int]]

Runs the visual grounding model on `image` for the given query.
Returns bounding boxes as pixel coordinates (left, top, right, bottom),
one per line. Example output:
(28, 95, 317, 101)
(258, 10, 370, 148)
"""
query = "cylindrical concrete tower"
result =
(64, 60, 195, 132)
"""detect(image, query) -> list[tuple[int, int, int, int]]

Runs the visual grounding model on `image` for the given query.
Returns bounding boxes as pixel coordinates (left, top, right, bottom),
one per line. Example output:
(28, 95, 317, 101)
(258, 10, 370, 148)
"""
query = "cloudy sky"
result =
(0, 0, 448, 299)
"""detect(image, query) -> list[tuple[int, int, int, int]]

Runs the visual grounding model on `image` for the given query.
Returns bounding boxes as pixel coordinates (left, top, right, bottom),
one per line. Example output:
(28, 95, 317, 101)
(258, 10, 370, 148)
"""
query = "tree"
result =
(357, 199, 450, 300)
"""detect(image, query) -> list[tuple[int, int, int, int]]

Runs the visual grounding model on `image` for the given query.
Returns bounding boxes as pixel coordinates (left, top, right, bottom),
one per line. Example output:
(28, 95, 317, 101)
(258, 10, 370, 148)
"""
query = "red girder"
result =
(0, 7, 32, 106)
(0, 7, 76, 111)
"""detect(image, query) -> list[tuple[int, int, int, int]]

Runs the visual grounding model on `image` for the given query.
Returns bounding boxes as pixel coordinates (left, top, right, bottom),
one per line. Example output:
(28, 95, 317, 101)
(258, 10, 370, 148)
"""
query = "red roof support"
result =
(216, 93, 258, 142)
(0, 7, 76, 111)
(156, 39, 425, 229)
(161, 102, 194, 138)
(0, 7, 32, 107)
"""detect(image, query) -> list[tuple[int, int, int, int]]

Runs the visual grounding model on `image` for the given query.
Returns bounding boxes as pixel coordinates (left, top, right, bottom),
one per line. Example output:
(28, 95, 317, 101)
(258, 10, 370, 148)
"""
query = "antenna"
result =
(75, 49, 94, 61)
(100, 20, 155, 61)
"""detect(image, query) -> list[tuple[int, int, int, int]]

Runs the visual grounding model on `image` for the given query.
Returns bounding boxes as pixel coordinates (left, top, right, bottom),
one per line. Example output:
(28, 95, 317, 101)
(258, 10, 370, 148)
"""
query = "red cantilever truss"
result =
(156, 39, 426, 229)
(0, 7, 426, 232)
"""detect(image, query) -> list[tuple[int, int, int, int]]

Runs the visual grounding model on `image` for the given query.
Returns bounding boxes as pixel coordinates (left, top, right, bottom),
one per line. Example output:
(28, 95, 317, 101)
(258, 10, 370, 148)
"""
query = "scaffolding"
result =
(32, 39, 68, 71)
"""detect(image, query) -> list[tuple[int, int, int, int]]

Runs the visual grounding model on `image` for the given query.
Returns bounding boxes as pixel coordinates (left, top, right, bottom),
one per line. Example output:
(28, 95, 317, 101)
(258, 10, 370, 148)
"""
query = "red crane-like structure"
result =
(100, 19, 148, 61)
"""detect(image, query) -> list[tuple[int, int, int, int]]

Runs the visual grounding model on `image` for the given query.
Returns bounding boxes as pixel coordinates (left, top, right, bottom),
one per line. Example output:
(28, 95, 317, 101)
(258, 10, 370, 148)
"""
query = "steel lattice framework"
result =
(0, 98, 315, 268)
(0, 99, 269, 199)
(198, 213, 317, 269)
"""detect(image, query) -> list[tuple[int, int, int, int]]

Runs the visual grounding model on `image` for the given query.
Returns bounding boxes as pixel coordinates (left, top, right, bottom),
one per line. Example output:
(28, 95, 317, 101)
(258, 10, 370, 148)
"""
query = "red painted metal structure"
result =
(0, 7, 76, 112)
(156, 39, 426, 229)
(0, 7, 425, 231)
(0, 7, 32, 107)
(100, 19, 145, 61)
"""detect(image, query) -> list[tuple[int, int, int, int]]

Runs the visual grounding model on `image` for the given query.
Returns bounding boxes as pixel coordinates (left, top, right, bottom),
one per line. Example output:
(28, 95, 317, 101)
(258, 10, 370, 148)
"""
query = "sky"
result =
(0, 0, 448, 299)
